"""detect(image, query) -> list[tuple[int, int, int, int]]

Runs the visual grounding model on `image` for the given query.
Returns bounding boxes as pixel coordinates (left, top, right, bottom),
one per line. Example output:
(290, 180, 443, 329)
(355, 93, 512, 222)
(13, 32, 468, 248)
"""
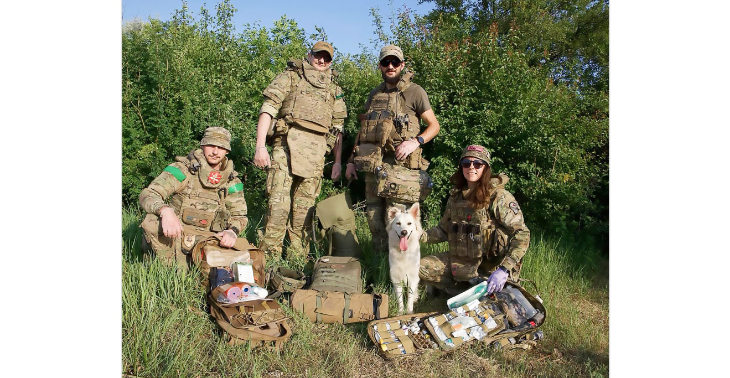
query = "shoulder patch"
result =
(509, 202, 520, 215)
(228, 182, 244, 194)
(163, 165, 186, 182)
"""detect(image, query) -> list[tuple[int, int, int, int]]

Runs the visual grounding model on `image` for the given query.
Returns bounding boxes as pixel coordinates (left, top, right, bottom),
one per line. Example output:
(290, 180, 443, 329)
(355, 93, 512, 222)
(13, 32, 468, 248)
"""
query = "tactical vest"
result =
(359, 71, 420, 147)
(447, 182, 510, 261)
(278, 59, 338, 134)
(168, 149, 239, 234)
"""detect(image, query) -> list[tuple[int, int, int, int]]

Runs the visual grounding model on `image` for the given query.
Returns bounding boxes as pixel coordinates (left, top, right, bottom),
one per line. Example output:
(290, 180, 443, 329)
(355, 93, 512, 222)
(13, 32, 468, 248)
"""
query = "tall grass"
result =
(122, 205, 608, 377)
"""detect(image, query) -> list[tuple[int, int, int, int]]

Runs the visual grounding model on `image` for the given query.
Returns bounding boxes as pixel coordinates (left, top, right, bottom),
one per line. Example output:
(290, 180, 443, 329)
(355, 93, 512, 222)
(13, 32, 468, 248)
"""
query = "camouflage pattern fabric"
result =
(287, 127, 327, 178)
(363, 172, 412, 254)
(139, 149, 248, 268)
(258, 59, 346, 260)
(420, 174, 530, 281)
(260, 143, 322, 259)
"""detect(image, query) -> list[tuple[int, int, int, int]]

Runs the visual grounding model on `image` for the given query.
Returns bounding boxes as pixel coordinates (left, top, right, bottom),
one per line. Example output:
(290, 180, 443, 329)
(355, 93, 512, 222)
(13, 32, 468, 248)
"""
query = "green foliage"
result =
(122, 0, 608, 244)
(369, 3, 608, 238)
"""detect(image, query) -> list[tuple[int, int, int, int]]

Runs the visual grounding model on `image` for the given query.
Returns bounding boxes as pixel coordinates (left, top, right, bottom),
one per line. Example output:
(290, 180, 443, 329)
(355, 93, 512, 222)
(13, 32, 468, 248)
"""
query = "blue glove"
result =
(486, 267, 509, 295)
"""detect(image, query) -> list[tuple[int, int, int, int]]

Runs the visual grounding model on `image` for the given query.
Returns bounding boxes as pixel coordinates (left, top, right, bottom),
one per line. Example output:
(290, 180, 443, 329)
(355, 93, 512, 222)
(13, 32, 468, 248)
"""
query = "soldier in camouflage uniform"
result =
(139, 127, 248, 269)
(253, 41, 347, 259)
(419, 145, 530, 295)
(345, 44, 441, 254)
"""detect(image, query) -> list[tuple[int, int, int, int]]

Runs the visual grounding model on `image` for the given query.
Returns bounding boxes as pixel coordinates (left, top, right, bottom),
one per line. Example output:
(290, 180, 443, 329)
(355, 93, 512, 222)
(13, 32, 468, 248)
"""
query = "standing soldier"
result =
(139, 127, 248, 269)
(345, 44, 441, 254)
(253, 41, 347, 260)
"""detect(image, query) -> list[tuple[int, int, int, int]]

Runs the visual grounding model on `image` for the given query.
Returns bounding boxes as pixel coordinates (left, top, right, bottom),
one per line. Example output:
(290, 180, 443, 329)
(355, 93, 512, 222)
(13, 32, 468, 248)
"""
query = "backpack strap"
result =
(342, 292, 351, 324)
(315, 291, 326, 323)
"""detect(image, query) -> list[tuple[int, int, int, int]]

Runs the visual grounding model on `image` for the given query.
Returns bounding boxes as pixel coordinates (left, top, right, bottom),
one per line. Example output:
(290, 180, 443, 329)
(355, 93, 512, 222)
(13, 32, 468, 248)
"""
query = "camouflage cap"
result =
(311, 41, 334, 59)
(379, 44, 404, 61)
(200, 127, 232, 151)
(460, 145, 491, 165)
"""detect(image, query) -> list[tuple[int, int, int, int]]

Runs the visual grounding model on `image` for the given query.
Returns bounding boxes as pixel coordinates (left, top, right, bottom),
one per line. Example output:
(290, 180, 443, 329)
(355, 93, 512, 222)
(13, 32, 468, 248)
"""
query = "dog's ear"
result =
(387, 206, 400, 223)
(408, 202, 421, 220)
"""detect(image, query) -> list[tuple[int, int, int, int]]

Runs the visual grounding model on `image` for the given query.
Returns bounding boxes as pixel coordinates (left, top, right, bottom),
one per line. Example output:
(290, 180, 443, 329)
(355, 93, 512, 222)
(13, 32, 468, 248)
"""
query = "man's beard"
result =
(381, 70, 400, 85)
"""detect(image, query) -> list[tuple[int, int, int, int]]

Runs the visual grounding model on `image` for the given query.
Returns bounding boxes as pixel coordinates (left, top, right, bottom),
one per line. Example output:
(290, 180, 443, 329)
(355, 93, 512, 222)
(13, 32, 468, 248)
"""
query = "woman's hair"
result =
(450, 162, 493, 209)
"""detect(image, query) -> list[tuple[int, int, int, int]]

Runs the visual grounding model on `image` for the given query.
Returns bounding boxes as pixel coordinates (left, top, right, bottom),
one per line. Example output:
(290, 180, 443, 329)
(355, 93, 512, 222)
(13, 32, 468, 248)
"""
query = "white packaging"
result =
(230, 262, 255, 283)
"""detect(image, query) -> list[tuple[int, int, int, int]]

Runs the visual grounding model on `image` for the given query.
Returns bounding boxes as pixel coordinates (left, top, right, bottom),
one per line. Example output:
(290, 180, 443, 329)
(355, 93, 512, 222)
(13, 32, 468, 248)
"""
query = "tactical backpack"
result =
(366, 280, 546, 359)
(309, 256, 363, 293)
(208, 296, 293, 350)
(189, 235, 267, 290)
(375, 163, 433, 203)
(313, 192, 362, 258)
(194, 236, 295, 350)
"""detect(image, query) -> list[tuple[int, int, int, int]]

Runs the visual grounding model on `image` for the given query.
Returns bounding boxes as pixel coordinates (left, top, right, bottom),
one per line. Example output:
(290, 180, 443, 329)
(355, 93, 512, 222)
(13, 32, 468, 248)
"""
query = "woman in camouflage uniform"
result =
(419, 145, 530, 296)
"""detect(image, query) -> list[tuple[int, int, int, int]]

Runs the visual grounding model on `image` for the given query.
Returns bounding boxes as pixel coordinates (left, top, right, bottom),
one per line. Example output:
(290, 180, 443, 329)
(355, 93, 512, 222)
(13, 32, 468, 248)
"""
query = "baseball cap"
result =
(460, 145, 491, 165)
(311, 41, 334, 59)
(379, 44, 404, 61)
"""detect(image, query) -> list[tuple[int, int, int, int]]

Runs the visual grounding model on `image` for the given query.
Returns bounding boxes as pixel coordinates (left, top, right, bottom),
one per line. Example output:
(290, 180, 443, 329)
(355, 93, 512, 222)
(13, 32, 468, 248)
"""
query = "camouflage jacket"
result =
(139, 149, 248, 234)
(423, 174, 530, 274)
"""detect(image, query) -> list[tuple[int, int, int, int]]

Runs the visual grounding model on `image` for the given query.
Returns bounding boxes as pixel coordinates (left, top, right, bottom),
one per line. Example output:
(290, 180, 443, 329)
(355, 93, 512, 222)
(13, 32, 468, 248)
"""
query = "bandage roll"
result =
(224, 286, 242, 302)
(240, 284, 252, 294)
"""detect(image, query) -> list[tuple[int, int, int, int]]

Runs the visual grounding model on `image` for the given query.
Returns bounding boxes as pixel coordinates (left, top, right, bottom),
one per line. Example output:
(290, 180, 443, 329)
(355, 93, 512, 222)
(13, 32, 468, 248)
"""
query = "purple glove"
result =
(486, 267, 509, 295)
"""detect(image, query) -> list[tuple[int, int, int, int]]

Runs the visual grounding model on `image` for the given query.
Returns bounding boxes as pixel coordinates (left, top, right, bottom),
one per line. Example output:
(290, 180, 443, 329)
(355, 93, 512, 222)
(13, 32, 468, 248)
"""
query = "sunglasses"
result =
(460, 159, 487, 169)
(380, 58, 401, 67)
(311, 51, 332, 62)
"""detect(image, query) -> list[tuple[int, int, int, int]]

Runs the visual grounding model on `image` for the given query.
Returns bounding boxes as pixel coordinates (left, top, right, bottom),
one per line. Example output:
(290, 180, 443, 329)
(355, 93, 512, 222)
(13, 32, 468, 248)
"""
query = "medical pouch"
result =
(353, 143, 382, 173)
(374, 163, 433, 203)
(290, 289, 388, 324)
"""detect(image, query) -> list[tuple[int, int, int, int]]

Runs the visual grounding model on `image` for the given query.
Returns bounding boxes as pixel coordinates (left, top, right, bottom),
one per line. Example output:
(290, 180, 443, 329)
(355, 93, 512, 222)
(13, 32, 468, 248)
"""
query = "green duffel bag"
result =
(310, 256, 362, 293)
(313, 192, 362, 258)
(375, 163, 433, 203)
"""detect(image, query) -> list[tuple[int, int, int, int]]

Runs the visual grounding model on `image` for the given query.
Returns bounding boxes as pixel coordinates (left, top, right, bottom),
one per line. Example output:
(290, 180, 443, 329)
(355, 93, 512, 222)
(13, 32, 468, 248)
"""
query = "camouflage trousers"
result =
(419, 252, 516, 292)
(141, 227, 191, 270)
(364, 172, 412, 254)
(261, 144, 322, 259)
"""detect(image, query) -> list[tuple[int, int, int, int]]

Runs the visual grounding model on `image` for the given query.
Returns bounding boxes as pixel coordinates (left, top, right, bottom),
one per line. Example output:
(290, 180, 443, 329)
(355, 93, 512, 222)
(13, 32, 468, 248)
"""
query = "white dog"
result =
(386, 203, 423, 314)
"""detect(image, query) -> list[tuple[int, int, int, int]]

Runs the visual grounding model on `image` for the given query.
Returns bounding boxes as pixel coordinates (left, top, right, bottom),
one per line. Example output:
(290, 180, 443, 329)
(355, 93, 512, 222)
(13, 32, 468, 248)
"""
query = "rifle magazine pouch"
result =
(353, 143, 382, 173)
(291, 289, 389, 324)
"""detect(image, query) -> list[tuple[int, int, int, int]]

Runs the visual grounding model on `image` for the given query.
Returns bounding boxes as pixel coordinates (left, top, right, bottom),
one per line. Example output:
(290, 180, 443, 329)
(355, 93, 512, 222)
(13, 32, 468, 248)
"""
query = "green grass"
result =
(122, 205, 608, 377)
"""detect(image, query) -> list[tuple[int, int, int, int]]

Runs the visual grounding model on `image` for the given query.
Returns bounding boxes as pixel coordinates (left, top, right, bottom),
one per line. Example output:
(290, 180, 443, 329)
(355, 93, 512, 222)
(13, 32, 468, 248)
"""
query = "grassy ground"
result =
(122, 205, 608, 378)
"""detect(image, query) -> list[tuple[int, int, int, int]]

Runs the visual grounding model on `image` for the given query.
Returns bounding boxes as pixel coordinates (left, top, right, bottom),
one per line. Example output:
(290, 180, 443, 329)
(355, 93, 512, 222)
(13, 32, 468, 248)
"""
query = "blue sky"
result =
(122, 0, 435, 56)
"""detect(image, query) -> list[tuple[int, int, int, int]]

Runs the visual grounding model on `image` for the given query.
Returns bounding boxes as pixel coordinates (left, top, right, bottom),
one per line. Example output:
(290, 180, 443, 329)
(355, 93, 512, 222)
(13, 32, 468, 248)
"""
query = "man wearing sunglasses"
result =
(345, 44, 441, 254)
(253, 41, 347, 260)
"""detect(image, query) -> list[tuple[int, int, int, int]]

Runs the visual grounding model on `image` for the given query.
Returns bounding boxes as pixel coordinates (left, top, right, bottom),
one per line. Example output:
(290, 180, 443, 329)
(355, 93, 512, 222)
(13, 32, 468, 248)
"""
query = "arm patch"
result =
(163, 165, 186, 182)
(228, 182, 244, 194)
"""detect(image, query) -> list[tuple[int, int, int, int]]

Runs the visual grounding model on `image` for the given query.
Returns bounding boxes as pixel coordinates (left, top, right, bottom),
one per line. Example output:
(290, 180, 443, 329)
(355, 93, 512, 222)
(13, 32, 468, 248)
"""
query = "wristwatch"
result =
(416, 136, 425, 145)
(228, 226, 240, 235)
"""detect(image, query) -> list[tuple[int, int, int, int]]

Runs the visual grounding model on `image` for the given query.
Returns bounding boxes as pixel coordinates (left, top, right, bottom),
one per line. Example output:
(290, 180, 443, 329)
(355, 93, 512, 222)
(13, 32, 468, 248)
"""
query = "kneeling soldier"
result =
(139, 127, 248, 269)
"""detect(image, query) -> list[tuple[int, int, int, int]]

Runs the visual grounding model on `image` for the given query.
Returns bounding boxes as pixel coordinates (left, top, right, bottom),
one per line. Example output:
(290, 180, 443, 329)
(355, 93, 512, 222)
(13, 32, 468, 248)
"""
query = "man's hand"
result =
(395, 139, 419, 160)
(160, 207, 183, 239)
(216, 229, 238, 248)
(253, 147, 271, 168)
(345, 162, 358, 181)
(331, 162, 342, 181)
